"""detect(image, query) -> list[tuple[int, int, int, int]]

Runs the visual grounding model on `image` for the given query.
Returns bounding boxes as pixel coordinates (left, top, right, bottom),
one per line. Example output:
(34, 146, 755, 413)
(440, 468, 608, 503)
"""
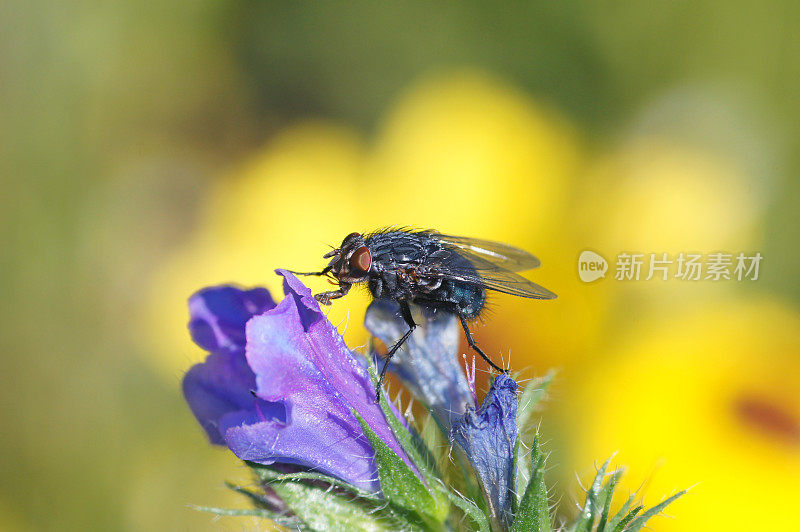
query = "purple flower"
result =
(450, 373, 519, 528)
(183, 270, 413, 493)
(183, 286, 275, 444)
(365, 300, 473, 432)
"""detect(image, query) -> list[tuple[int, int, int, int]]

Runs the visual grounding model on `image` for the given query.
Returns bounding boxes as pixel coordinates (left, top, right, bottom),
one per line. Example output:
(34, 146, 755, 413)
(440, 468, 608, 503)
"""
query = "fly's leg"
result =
(314, 282, 351, 305)
(289, 266, 343, 304)
(375, 300, 416, 403)
(288, 266, 332, 277)
(459, 315, 506, 373)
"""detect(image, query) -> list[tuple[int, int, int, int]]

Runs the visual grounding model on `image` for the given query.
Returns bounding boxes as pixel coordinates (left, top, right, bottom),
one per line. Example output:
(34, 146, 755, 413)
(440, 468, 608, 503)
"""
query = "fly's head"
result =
(324, 232, 373, 286)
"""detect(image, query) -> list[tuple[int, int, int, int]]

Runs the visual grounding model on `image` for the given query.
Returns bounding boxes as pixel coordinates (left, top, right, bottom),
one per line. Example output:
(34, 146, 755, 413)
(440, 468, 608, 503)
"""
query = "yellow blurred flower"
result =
(576, 137, 762, 253)
(566, 136, 767, 323)
(564, 298, 800, 531)
(142, 122, 371, 377)
(366, 71, 580, 240)
(469, 242, 614, 376)
(142, 70, 584, 379)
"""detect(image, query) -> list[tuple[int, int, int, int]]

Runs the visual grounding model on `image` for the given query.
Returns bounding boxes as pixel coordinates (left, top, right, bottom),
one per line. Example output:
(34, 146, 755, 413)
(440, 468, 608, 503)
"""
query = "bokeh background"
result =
(2, 2, 799, 530)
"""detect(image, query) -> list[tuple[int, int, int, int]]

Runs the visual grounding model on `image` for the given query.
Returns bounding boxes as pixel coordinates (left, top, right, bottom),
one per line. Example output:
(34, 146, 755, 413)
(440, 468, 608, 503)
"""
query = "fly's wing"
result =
(454, 256, 557, 299)
(425, 241, 557, 300)
(435, 234, 541, 271)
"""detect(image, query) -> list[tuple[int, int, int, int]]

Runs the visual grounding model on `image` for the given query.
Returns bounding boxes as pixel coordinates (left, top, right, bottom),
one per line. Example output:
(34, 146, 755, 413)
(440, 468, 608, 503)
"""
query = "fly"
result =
(290, 228, 557, 401)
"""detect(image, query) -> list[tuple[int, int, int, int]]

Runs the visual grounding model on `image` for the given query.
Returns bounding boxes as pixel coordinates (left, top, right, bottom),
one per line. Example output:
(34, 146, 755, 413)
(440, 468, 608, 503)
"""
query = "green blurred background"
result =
(2, 2, 799, 530)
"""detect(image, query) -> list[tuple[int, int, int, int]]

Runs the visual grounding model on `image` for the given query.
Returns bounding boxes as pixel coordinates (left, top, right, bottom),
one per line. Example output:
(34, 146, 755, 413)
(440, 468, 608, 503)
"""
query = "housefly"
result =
(291, 228, 556, 400)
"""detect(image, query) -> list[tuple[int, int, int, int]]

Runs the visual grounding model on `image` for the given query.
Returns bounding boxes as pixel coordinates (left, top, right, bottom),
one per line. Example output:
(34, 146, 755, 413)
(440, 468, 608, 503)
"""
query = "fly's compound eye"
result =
(349, 246, 372, 275)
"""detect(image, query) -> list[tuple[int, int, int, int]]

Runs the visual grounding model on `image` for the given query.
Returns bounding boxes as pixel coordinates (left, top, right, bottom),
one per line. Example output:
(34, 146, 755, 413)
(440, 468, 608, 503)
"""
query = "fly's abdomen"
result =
(418, 246, 487, 319)
(412, 279, 485, 319)
(446, 280, 485, 319)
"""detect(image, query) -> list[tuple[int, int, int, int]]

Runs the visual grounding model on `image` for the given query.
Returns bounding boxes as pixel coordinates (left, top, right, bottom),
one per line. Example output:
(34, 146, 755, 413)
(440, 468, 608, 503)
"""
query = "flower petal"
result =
(219, 270, 414, 493)
(365, 299, 473, 432)
(188, 286, 275, 352)
(183, 285, 275, 444)
(450, 373, 518, 527)
(183, 350, 256, 444)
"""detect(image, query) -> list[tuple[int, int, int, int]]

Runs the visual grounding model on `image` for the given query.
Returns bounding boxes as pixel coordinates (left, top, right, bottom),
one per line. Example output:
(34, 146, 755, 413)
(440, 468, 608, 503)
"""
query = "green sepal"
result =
(419, 409, 444, 466)
(603, 493, 636, 531)
(191, 503, 300, 528)
(514, 370, 554, 500)
(510, 437, 522, 516)
(612, 505, 643, 531)
(446, 489, 490, 532)
(241, 466, 403, 531)
(567, 455, 614, 532)
(513, 437, 530, 509)
(595, 469, 624, 532)
(355, 411, 449, 528)
(624, 490, 686, 532)
(248, 466, 379, 501)
(515, 370, 555, 433)
(511, 435, 551, 532)
(367, 360, 441, 482)
(223, 483, 305, 528)
(367, 360, 451, 516)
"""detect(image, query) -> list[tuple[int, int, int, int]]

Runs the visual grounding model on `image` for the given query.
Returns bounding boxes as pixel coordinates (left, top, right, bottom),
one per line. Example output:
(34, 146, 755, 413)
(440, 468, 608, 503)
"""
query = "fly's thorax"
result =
(364, 230, 441, 266)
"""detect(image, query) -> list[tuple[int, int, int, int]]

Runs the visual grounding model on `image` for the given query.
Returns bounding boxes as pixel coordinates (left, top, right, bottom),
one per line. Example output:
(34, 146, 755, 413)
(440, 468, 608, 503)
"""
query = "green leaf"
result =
(244, 465, 404, 531)
(368, 360, 441, 482)
(446, 490, 490, 532)
(514, 371, 554, 501)
(604, 492, 635, 532)
(511, 436, 551, 532)
(596, 469, 624, 532)
(568, 456, 614, 532)
(191, 505, 268, 517)
(419, 409, 444, 464)
(268, 480, 398, 531)
(355, 411, 449, 527)
(612, 505, 643, 531)
(252, 468, 379, 500)
(367, 359, 451, 517)
(191, 502, 300, 528)
(513, 437, 531, 508)
(446, 440, 486, 519)
(511, 437, 523, 515)
(516, 370, 555, 433)
(624, 490, 686, 532)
